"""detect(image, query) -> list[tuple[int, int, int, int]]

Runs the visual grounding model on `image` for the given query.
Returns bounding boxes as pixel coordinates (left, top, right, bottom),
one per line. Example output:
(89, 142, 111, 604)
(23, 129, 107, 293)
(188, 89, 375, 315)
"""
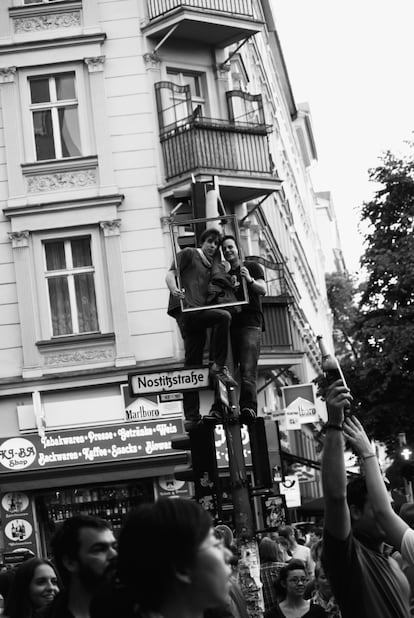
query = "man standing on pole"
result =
(166, 228, 236, 430)
(221, 235, 266, 426)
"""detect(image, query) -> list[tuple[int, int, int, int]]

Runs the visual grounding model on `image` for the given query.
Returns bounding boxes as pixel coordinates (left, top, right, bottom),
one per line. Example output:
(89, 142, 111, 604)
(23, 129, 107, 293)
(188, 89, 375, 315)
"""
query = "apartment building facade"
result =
(0, 0, 335, 555)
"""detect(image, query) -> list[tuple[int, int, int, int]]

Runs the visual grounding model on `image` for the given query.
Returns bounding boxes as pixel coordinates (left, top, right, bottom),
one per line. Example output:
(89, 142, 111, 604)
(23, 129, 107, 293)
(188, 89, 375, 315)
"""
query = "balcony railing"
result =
(147, 0, 255, 20)
(160, 117, 273, 181)
(247, 256, 296, 302)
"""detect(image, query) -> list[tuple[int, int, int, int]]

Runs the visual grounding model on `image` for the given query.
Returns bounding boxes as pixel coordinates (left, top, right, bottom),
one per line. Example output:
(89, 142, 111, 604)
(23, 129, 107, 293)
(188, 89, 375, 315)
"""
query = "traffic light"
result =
(401, 462, 414, 480)
(171, 423, 221, 518)
(248, 417, 273, 489)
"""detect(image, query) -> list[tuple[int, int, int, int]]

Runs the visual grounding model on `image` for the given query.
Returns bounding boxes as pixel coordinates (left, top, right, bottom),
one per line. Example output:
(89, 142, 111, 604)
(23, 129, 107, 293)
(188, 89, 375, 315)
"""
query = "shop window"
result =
(28, 72, 81, 161)
(36, 481, 154, 548)
(43, 236, 99, 337)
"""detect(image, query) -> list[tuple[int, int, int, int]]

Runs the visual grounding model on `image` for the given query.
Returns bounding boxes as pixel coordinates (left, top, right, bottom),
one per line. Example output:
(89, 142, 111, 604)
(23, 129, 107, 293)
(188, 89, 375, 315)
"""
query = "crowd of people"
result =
(0, 503, 332, 618)
(1, 383, 414, 617)
(1, 232, 413, 616)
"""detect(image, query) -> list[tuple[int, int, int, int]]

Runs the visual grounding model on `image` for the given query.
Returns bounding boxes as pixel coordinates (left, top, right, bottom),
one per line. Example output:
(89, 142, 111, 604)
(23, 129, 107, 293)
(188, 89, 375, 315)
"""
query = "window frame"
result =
(43, 236, 98, 337)
(165, 67, 208, 117)
(33, 227, 109, 341)
(20, 63, 92, 164)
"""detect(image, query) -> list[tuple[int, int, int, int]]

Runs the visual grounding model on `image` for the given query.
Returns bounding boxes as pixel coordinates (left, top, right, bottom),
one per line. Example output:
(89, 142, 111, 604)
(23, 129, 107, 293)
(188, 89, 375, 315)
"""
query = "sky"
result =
(273, 1, 414, 273)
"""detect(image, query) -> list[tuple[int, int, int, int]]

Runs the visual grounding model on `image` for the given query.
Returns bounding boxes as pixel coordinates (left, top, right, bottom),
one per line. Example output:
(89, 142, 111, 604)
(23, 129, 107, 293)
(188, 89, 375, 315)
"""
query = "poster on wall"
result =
(262, 494, 287, 530)
(279, 474, 301, 508)
(0, 491, 40, 557)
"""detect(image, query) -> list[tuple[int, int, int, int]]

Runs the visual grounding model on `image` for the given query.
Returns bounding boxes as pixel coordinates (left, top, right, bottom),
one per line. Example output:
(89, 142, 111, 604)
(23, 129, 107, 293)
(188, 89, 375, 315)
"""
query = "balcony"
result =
(260, 297, 304, 367)
(143, 0, 263, 48)
(160, 116, 280, 204)
(259, 297, 303, 369)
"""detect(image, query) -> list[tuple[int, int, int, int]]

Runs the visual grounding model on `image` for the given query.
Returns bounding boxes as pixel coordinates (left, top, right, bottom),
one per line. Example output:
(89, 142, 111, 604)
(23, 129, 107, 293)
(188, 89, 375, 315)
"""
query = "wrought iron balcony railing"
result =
(147, 0, 255, 20)
(160, 116, 274, 181)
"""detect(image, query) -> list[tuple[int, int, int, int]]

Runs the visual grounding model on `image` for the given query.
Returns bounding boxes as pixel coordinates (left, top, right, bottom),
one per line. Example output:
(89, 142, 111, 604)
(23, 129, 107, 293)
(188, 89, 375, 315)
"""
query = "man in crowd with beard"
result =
(40, 515, 117, 618)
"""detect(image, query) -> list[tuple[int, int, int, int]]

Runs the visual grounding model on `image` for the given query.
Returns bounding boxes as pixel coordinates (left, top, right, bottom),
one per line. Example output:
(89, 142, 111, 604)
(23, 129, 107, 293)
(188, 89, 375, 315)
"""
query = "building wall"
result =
(0, 0, 345, 532)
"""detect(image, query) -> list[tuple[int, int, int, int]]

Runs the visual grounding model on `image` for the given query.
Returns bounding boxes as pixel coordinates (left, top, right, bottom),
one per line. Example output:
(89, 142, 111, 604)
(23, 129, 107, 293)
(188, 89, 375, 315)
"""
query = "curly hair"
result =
(274, 559, 307, 600)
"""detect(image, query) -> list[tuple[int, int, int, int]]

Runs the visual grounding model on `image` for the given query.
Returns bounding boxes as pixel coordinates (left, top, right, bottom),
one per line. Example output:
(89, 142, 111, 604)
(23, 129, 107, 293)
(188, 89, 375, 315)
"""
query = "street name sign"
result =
(129, 367, 210, 396)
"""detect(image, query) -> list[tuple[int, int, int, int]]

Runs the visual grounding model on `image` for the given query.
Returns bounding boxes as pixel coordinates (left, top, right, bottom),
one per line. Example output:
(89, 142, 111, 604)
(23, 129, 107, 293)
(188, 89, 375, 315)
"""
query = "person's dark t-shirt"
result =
(229, 261, 265, 329)
(322, 528, 410, 618)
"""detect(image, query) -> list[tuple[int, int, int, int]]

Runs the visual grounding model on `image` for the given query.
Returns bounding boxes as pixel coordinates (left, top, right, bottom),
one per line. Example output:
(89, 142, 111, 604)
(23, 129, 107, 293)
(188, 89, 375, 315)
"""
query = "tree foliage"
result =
(325, 271, 359, 362)
(347, 148, 414, 452)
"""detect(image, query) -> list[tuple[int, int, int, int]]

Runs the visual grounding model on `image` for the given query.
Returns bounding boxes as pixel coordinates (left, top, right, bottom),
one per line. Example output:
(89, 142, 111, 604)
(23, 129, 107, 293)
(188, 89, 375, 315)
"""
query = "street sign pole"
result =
(129, 365, 264, 615)
(219, 381, 264, 617)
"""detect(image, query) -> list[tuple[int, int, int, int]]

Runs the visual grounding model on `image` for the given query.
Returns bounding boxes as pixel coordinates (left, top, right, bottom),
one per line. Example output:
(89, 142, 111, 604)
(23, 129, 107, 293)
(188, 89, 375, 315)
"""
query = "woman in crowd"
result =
(117, 497, 232, 618)
(310, 563, 341, 618)
(4, 558, 59, 618)
(265, 559, 327, 618)
(259, 537, 286, 613)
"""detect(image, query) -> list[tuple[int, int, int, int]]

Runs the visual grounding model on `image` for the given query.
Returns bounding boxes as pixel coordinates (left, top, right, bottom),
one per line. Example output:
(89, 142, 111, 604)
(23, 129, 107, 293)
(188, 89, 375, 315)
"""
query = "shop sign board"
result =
(154, 476, 192, 500)
(121, 386, 182, 422)
(0, 491, 40, 556)
(279, 474, 301, 508)
(282, 384, 319, 428)
(129, 367, 209, 396)
(0, 419, 184, 474)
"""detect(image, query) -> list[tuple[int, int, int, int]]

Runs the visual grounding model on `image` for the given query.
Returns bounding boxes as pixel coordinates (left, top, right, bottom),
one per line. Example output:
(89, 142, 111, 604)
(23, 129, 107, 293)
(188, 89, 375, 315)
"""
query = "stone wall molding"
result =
(0, 67, 17, 84)
(84, 55, 105, 72)
(13, 11, 81, 34)
(26, 169, 97, 193)
(8, 230, 30, 248)
(43, 346, 115, 368)
(100, 219, 121, 237)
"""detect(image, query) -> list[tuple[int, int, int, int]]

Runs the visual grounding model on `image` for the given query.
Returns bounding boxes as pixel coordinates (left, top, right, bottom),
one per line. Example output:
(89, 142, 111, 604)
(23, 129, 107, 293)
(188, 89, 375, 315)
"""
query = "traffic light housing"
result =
(171, 423, 221, 518)
(248, 417, 273, 489)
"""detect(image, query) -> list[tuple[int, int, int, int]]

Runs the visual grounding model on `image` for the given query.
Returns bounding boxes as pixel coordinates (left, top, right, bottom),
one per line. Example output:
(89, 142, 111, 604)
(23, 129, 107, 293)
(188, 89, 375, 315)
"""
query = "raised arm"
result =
(240, 265, 266, 296)
(343, 415, 408, 550)
(322, 381, 353, 540)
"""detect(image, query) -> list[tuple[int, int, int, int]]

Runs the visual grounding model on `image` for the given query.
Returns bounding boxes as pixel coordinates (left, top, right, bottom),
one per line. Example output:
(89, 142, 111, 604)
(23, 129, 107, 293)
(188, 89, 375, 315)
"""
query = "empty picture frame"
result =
(168, 214, 249, 313)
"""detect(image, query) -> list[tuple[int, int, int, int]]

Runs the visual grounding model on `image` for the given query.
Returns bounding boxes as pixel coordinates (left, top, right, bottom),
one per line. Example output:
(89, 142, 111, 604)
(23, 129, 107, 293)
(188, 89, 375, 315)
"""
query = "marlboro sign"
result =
(282, 384, 319, 428)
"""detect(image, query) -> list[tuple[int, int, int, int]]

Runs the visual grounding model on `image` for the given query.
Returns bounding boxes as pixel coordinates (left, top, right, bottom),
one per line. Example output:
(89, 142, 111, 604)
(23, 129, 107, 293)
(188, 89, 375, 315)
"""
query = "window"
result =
(44, 237, 99, 337)
(166, 68, 205, 122)
(29, 72, 81, 161)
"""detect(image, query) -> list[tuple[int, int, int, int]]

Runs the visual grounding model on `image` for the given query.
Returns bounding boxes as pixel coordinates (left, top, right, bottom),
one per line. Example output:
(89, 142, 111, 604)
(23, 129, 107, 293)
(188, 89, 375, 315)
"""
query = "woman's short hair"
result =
(118, 498, 212, 611)
(4, 558, 58, 618)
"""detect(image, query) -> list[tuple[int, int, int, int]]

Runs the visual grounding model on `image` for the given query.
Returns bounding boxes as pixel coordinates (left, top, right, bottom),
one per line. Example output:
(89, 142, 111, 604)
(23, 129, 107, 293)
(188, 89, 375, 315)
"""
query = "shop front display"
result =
(35, 479, 154, 554)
